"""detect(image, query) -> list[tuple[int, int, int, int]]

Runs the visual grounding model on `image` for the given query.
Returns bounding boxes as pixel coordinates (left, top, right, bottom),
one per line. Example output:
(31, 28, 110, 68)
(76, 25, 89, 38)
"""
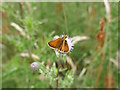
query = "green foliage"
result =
(2, 2, 118, 88)
(59, 70, 74, 88)
(39, 62, 74, 88)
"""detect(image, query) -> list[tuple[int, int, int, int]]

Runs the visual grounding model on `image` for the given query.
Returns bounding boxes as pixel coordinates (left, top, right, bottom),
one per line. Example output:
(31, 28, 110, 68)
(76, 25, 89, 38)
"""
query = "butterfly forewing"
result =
(48, 38, 62, 49)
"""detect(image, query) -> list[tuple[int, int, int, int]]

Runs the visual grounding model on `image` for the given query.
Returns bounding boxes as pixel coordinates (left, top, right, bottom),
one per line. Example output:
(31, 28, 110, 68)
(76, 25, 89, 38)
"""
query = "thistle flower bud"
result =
(30, 62, 40, 71)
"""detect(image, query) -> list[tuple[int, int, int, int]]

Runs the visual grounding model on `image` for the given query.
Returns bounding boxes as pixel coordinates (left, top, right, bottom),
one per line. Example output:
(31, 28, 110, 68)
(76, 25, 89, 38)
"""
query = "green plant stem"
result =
(56, 54, 61, 90)
(63, 3, 69, 35)
(56, 64, 59, 90)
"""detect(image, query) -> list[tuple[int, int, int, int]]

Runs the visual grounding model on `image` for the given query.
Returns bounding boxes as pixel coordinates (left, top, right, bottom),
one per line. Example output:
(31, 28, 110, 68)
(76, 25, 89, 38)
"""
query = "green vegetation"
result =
(1, 2, 119, 88)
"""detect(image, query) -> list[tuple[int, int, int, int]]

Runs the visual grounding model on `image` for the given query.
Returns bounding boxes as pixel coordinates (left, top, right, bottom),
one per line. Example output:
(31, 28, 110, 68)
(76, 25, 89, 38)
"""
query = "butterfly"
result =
(48, 34, 73, 54)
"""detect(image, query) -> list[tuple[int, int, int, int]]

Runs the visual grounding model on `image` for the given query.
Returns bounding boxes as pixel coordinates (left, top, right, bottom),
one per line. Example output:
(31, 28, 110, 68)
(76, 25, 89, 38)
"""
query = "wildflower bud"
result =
(30, 62, 40, 71)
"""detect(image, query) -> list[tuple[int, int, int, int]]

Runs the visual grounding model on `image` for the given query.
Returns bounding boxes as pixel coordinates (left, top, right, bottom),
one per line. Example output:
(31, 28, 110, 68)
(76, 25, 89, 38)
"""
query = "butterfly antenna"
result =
(63, 32, 65, 35)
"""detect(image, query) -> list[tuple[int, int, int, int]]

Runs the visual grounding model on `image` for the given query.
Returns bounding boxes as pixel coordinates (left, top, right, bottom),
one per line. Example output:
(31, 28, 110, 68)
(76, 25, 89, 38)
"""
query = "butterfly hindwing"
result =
(60, 40, 69, 52)
(64, 40, 69, 52)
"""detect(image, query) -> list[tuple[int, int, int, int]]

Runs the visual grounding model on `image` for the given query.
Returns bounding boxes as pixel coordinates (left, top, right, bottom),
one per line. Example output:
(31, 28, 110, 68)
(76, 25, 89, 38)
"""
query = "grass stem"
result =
(56, 54, 61, 89)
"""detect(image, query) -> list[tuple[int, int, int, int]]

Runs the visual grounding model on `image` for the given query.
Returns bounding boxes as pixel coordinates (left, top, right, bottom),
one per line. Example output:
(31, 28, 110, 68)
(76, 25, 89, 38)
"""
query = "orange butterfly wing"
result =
(60, 40, 69, 52)
(48, 38, 62, 49)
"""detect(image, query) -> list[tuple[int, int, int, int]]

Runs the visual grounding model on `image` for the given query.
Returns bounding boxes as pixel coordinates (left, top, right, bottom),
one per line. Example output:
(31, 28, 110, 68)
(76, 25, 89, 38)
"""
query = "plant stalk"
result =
(56, 54, 61, 90)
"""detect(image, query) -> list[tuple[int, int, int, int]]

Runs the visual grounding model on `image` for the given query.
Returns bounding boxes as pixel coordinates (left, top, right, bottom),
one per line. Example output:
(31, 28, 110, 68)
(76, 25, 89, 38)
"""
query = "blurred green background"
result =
(1, 2, 119, 88)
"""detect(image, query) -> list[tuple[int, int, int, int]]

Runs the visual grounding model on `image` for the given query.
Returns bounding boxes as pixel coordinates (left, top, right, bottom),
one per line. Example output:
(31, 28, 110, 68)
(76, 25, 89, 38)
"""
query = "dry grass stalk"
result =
(66, 56, 76, 74)
(34, 40, 39, 49)
(72, 36, 90, 45)
(95, 17, 106, 87)
(20, 52, 39, 60)
(104, 0, 114, 88)
(19, 2, 24, 19)
(110, 58, 118, 68)
(104, 72, 114, 88)
(11, 22, 25, 36)
(95, 53, 105, 88)
(104, 0, 111, 24)
(79, 68, 86, 78)
(11, 22, 30, 39)
(24, 2, 31, 13)
(56, 2, 63, 16)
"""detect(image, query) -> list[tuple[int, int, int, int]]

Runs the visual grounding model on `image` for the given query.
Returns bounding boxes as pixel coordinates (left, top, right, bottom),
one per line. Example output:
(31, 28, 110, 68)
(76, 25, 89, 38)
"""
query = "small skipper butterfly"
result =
(48, 34, 72, 53)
